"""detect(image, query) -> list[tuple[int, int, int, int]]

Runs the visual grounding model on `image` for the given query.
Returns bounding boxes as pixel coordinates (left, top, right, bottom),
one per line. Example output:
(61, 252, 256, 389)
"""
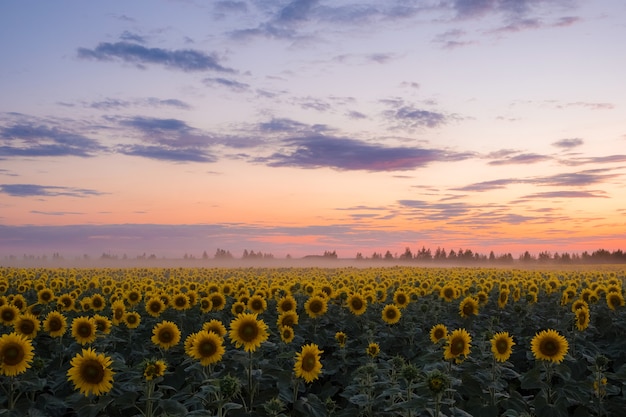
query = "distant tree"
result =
(384, 250, 394, 260)
(214, 249, 233, 259)
(434, 247, 447, 261)
(399, 247, 413, 260)
(323, 250, 338, 259)
(489, 251, 496, 262)
(371, 252, 382, 260)
(416, 246, 432, 261)
(202, 251, 209, 260)
(356, 252, 364, 260)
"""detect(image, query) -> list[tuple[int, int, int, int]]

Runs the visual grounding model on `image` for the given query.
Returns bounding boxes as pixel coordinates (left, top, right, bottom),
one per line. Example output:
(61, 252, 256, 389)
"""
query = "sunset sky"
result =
(1, 0, 625, 260)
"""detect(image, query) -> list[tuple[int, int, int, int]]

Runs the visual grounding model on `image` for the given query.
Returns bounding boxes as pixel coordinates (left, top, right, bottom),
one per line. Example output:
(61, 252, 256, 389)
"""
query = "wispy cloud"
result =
(86, 97, 192, 110)
(119, 30, 146, 44)
(520, 190, 609, 199)
(0, 184, 103, 197)
(116, 145, 217, 163)
(488, 152, 551, 165)
(77, 42, 235, 73)
(382, 99, 451, 129)
(0, 117, 105, 158)
(258, 135, 471, 171)
(552, 138, 584, 149)
(204, 77, 250, 92)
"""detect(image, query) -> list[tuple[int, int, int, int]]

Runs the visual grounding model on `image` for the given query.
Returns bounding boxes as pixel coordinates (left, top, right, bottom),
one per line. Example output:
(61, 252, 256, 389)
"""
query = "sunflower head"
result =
(335, 331, 347, 348)
(280, 326, 295, 344)
(143, 359, 167, 381)
(429, 324, 448, 344)
(145, 297, 166, 317)
(277, 295, 297, 313)
(444, 328, 472, 361)
(304, 296, 328, 319)
(0, 304, 20, 326)
(606, 292, 625, 310)
(151, 321, 182, 350)
(0, 332, 35, 377)
(347, 294, 367, 316)
(426, 370, 449, 394)
(530, 329, 569, 364)
(202, 319, 227, 337)
(247, 295, 267, 314)
(44, 311, 68, 338)
(294, 343, 323, 383)
(229, 313, 269, 352)
(490, 331, 515, 362)
(123, 312, 141, 329)
(72, 317, 97, 345)
(188, 330, 225, 366)
(366, 342, 380, 358)
(14, 313, 41, 339)
(67, 347, 115, 396)
(381, 304, 401, 325)
(459, 297, 479, 318)
(277, 311, 299, 329)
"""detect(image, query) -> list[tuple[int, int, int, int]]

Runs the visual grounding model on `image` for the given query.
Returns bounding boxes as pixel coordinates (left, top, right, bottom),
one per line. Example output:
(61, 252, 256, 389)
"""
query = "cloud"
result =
(0, 119, 105, 158)
(0, 184, 103, 197)
(382, 100, 450, 129)
(552, 138, 583, 149)
(88, 97, 191, 110)
(561, 155, 626, 166)
(520, 190, 609, 199)
(455, 168, 620, 191)
(119, 31, 146, 44)
(116, 144, 217, 163)
(258, 135, 471, 171)
(204, 77, 250, 92)
(488, 152, 551, 165)
(77, 42, 235, 73)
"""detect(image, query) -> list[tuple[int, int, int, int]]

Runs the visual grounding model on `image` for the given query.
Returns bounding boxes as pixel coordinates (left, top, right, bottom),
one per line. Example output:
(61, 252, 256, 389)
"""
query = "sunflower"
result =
(429, 324, 448, 344)
(111, 300, 126, 325)
(247, 295, 267, 314)
(497, 290, 509, 309)
(231, 301, 246, 316)
(125, 290, 142, 306)
(575, 306, 590, 331)
(280, 326, 295, 343)
(277, 295, 298, 313)
(209, 293, 226, 311)
(606, 292, 625, 310)
(0, 332, 34, 376)
(93, 314, 112, 335)
(0, 304, 20, 326)
(172, 293, 190, 311)
(335, 331, 347, 348)
(144, 359, 167, 381)
(199, 297, 213, 313)
(37, 288, 55, 304)
(202, 319, 227, 337)
(304, 295, 328, 319)
(426, 369, 449, 394)
(459, 297, 479, 318)
(123, 311, 141, 329)
(14, 313, 41, 339)
(444, 328, 471, 361)
(294, 343, 323, 383)
(151, 321, 181, 350)
(347, 293, 368, 316)
(393, 290, 410, 308)
(381, 304, 401, 325)
(229, 313, 269, 352)
(440, 285, 457, 302)
(72, 316, 97, 345)
(277, 311, 299, 329)
(145, 297, 166, 317)
(490, 332, 515, 362)
(67, 347, 114, 396)
(11, 295, 27, 312)
(530, 329, 569, 364)
(571, 299, 588, 313)
(366, 342, 380, 358)
(44, 311, 68, 338)
(188, 330, 225, 366)
(57, 294, 75, 311)
(90, 294, 106, 311)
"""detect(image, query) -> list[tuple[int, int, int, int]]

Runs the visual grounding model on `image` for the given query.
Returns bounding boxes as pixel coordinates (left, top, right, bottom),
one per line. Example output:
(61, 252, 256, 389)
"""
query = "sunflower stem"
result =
(145, 379, 154, 417)
(247, 350, 254, 413)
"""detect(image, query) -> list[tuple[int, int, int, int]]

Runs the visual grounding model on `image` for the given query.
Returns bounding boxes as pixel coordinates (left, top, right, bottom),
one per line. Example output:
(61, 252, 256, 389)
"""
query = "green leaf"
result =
(159, 399, 188, 415)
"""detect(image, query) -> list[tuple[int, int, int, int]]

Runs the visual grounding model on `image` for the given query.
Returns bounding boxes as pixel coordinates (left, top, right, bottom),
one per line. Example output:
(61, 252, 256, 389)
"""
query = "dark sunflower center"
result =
(114, 309, 124, 320)
(92, 299, 103, 308)
(397, 295, 407, 304)
(434, 329, 444, 339)
(281, 301, 294, 311)
(386, 309, 397, 319)
(175, 297, 186, 306)
(78, 323, 93, 337)
(309, 300, 323, 313)
(496, 339, 508, 354)
(234, 305, 244, 314)
(19, 322, 35, 335)
(540, 339, 558, 356)
(2, 343, 24, 366)
(49, 318, 63, 331)
(211, 296, 223, 309)
(2, 310, 15, 321)
(463, 304, 474, 315)
(444, 289, 454, 298)
(81, 359, 105, 384)
(199, 340, 216, 356)
(95, 321, 107, 332)
(301, 354, 316, 372)
(240, 323, 258, 342)
(351, 298, 363, 310)
(450, 338, 465, 355)
(129, 293, 139, 301)
(201, 300, 210, 309)
(251, 300, 263, 310)
(150, 302, 162, 312)
(41, 292, 52, 301)
(159, 330, 173, 342)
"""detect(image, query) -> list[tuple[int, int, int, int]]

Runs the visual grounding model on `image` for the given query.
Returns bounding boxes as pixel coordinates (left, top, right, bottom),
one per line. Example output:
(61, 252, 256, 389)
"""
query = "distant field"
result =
(0, 266, 624, 416)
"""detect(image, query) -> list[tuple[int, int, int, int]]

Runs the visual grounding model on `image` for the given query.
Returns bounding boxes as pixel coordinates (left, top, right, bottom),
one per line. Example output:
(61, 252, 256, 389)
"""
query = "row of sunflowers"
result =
(0, 266, 625, 416)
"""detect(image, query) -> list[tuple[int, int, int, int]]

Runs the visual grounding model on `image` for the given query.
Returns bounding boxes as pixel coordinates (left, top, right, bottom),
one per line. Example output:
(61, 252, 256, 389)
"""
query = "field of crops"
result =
(0, 266, 625, 417)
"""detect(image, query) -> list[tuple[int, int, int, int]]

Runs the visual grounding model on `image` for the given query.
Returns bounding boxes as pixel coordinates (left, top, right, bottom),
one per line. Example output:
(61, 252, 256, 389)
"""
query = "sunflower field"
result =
(0, 265, 625, 417)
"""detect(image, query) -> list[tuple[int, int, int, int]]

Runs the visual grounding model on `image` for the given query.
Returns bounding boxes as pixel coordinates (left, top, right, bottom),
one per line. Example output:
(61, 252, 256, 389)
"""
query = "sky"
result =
(1, 0, 625, 260)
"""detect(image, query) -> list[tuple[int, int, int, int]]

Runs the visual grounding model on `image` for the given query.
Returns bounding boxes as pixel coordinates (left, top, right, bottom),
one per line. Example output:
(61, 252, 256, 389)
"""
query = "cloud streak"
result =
(77, 42, 235, 73)
(0, 184, 103, 197)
